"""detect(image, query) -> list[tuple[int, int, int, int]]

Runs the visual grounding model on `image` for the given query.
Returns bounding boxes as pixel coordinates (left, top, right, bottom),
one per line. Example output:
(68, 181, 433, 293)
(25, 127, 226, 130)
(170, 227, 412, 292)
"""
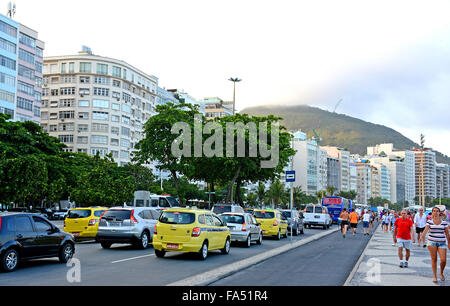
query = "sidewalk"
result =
(347, 223, 449, 286)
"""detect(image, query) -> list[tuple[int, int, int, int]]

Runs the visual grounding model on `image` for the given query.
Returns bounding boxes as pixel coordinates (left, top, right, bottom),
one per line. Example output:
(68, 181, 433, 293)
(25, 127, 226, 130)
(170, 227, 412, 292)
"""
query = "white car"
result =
(303, 204, 332, 229)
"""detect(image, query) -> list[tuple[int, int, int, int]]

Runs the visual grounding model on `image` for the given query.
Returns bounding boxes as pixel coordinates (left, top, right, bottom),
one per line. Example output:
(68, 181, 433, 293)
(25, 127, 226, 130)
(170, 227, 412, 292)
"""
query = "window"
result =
(112, 92, 120, 100)
(0, 20, 17, 38)
(17, 97, 33, 111)
(79, 88, 90, 96)
(0, 37, 16, 54)
(121, 126, 130, 136)
(59, 123, 74, 131)
(120, 150, 129, 159)
(111, 126, 120, 134)
(61, 75, 75, 83)
(0, 89, 15, 103)
(111, 138, 119, 146)
(94, 76, 109, 85)
(17, 81, 34, 96)
(122, 104, 131, 113)
(78, 124, 88, 132)
(92, 148, 107, 156)
(96, 63, 108, 75)
(92, 123, 108, 132)
(122, 92, 131, 103)
(80, 62, 91, 73)
(111, 115, 120, 122)
(35, 61, 42, 73)
(60, 99, 74, 107)
(112, 66, 121, 77)
(59, 111, 74, 119)
(0, 55, 16, 70)
(58, 135, 74, 143)
(94, 87, 109, 96)
(61, 63, 66, 73)
(93, 99, 109, 108)
(49, 125, 57, 131)
(112, 103, 120, 110)
(35, 77, 42, 87)
(19, 33, 36, 48)
(35, 92, 41, 103)
(18, 48, 34, 65)
(122, 116, 130, 125)
(60, 87, 75, 95)
(121, 138, 130, 148)
(77, 136, 88, 144)
(18, 65, 34, 80)
(79, 76, 90, 83)
(69, 62, 74, 73)
(78, 100, 89, 107)
(41, 112, 48, 120)
(91, 135, 108, 144)
(51, 89, 59, 96)
(15, 216, 33, 232)
(113, 80, 121, 87)
(92, 111, 108, 120)
(78, 112, 89, 119)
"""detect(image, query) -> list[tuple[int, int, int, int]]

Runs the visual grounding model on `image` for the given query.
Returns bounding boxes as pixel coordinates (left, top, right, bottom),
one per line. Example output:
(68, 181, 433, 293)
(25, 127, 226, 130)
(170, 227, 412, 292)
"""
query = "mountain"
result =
(240, 105, 450, 164)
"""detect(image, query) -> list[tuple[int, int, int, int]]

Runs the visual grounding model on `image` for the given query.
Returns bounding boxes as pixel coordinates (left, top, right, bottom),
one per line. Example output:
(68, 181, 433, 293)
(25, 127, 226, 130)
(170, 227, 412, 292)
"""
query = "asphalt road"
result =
(210, 223, 378, 286)
(0, 225, 334, 286)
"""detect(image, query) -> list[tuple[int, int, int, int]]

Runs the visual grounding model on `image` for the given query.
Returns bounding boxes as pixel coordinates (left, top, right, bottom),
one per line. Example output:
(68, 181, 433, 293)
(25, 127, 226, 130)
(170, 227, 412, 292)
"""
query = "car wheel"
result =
(199, 241, 209, 260)
(245, 235, 251, 248)
(59, 242, 74, 264)
(155, 249, 165, 258)
(138, 231, 150, 249)
(1, 248, 19, 272)
(294, 226, 299, 236)
(221, 238, 231, 254)
(276, 230, 281, 240)
(256, 232, 263, 245)
(101, 242, 112, 249)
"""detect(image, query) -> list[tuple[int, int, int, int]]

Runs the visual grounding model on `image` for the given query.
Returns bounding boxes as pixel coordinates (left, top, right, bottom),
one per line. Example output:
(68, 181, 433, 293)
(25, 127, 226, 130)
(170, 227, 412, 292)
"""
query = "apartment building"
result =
(355, 161, 372, 205)
(413, 148, 437, 203)
(326, 156, 340, 193)
(292, 131, 320, 195)
(436, 163, 450, 199)
(321, 146, 350, 192)
(201, 97, 233, 119)
(41, 48, 158, 165)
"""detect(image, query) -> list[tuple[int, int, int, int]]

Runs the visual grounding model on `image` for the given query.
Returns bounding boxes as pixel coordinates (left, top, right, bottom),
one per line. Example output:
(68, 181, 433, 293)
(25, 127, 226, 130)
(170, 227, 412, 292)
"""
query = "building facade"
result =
(413, 149, 437, 204)
(41, 48, 158, 165)
(201, 97, 233, 119)
(436, 163, 450, 200)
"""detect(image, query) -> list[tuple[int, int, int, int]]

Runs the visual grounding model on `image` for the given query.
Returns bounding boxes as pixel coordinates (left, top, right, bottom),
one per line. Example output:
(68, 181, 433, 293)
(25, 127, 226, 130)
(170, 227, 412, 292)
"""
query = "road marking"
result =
(111, 254, 155, 264)
(167, 227, 339, 286)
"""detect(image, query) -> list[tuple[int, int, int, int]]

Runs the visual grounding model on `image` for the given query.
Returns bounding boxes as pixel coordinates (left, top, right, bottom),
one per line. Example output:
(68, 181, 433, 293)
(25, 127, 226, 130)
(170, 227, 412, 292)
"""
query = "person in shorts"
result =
(393, 210, 415, 268)
(414, 207, 427, 248)
(362, 209, 371, 235)
(339, 208, 350, 238)
(349, 209, 359, 235)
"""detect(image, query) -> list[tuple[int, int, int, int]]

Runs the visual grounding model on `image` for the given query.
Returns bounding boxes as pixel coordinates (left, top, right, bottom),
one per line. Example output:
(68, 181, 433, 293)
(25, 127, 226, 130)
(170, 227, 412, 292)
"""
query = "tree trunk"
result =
(226, 165, 241, 204)
(170, 170, 182, 206)
(236, 178, 243, 205)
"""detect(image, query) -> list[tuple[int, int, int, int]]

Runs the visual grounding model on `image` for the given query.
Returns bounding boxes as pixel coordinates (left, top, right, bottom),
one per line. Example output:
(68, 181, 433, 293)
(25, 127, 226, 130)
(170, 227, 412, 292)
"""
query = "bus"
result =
(322, 196, 352, 223)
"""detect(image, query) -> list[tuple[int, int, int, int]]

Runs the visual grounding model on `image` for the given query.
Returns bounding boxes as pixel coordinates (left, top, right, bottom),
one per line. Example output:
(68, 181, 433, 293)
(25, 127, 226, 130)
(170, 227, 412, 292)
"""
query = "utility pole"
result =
(228, 78, 242, 115)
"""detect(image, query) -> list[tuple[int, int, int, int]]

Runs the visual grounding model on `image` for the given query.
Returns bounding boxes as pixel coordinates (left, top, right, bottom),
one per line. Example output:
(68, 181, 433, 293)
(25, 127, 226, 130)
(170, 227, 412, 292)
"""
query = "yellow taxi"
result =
(253, 208, 288, 240)
(153, 208, 231, 260)
(63, 207, 108, 238)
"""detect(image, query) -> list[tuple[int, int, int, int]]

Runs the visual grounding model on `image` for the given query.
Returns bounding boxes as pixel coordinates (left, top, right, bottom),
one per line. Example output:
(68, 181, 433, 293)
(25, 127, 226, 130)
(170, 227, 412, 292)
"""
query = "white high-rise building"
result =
(41, 48, 158, 166)
(436, 163, 450, 200)
(292, 131, 319, 195)
(321, 146, 350, 192)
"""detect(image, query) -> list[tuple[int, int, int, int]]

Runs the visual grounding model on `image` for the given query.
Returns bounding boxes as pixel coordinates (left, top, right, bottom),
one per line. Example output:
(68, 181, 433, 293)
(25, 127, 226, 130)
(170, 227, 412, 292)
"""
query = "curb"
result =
(167, 226, 340, 286)
(343, 222, 380, 286)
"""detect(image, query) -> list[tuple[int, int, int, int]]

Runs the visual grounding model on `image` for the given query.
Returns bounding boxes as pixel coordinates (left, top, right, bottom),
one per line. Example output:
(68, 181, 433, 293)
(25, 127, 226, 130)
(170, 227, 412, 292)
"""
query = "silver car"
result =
(96, 207, 160, 249)
(220, 212, 263, 247)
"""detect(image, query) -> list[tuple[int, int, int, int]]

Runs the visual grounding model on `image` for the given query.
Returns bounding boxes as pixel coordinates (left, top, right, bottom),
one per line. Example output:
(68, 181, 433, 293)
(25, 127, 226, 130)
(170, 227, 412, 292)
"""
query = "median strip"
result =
(167, 227, 339, 286)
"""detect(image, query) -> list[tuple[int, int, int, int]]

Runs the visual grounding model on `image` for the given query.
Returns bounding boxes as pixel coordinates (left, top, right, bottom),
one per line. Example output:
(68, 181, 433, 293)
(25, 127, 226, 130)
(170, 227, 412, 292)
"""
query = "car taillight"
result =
(88, 219, 97, 226)
(192, 227, 201, 237)
(0, 217, 2, 231)
(273, 221, 279, 226)
(130, 209, 139, 224)
(241, 222, 247, 231)
(154, 225, 157, 235)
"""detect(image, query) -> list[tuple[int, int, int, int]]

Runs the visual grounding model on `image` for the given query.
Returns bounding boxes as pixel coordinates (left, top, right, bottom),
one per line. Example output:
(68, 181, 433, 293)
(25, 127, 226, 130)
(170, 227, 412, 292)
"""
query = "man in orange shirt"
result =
(349, 209, 359, 235)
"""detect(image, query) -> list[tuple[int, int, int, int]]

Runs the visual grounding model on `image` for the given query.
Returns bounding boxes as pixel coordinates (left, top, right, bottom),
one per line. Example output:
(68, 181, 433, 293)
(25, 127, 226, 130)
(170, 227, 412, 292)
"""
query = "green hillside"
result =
(240, 105, 450, 164)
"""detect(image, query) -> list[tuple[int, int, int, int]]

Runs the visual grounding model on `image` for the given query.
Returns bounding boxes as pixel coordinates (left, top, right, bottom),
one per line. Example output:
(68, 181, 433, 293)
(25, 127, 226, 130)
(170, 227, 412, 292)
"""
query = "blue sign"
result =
(286, 171, 296, 183)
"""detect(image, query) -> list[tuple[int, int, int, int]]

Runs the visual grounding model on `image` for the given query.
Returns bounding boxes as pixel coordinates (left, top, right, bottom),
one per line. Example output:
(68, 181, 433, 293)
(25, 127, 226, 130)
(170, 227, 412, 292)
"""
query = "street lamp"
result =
(228, 77, 242, 115)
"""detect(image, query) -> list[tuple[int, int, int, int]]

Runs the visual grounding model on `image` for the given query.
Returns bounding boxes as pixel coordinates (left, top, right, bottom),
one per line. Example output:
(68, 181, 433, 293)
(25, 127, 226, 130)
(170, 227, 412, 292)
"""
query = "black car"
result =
(0, 213, 75, 272)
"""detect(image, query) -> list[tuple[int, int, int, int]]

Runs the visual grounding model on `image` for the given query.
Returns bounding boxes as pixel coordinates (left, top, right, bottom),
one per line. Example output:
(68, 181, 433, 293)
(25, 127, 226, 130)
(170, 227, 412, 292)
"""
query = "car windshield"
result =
(159, 212, 195, 224)
(221, 214, 245, 224)
(213, 205, 232, 214)
(67, 210, 91, 219)
(101, 210, 132, 221)
(253, 211, 275, 219)
(281, 211, 292, 218)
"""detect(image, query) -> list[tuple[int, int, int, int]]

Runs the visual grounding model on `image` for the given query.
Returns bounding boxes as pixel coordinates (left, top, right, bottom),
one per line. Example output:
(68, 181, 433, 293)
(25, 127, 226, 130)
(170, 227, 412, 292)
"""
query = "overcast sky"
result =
(12, 0, 450, 157)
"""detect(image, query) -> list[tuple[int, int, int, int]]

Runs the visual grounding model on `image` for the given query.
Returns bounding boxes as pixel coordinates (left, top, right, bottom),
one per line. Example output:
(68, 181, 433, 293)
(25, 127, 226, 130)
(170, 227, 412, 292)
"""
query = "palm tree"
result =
(326, 186, 337, 197)
(267, 180, 285, 208)
(257, 183, 266, 207)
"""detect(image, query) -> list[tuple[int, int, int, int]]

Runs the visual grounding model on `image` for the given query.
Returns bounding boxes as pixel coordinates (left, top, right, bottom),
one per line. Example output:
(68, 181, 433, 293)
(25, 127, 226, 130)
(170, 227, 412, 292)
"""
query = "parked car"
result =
(0, 212, 75, 272)
(52, 209, 69, 220)
(220, 212, 263, 247)
(303, 204, 333, 229)
(253, 209, 288, 240)
(96, 207, 161, 249)
(153, 208, 231, 260)
(281, 209, 305, 235)
(212, 204, 245, 215)
(63, 207, 108, 239)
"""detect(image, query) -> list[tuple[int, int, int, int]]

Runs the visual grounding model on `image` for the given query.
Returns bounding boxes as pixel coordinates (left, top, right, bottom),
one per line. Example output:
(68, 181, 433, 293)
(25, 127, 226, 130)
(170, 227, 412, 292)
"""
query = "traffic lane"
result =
(210, 224, 377, 286)
(0, 227, 331, 286)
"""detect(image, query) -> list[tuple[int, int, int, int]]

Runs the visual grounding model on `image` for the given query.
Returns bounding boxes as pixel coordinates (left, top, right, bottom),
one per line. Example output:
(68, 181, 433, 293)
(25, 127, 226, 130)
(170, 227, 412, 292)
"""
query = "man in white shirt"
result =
(414, 207, 427, 248)
(362, 209, 372, 235)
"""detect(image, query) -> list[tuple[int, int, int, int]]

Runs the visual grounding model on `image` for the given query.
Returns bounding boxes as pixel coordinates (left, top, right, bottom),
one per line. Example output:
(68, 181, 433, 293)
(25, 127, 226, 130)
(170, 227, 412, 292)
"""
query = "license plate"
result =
(109, 222, 121, 226)
(262, 230, 266, 234)
(166, 244, 178, 249)
(72, 232, 80, 236)
(314, 216, 321, 219)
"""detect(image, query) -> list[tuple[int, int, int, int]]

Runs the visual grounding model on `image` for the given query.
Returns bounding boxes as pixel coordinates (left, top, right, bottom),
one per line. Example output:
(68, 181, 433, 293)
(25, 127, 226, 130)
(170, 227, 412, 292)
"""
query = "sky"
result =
(11, 0, 450, 157)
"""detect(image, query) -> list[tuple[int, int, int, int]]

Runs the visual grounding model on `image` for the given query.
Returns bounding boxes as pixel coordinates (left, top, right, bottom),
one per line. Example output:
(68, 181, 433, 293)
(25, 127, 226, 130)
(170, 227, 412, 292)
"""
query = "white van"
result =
(125, 191, 181, 209)
(303, 204, 333, 229)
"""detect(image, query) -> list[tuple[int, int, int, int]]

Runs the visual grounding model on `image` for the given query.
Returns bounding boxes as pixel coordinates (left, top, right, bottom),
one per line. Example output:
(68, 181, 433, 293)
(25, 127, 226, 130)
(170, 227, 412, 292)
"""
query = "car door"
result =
(251, 215, 261, 237)
(14, 215, 38, 258)
(246, 214, 257, 239)
(32, 216, 61, 256)
(212, 214, 227, 249)
(204, 214, 215, 249)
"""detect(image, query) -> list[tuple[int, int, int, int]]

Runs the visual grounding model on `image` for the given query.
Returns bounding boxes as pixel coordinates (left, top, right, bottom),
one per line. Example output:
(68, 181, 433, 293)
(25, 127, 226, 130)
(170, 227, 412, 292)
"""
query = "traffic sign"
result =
(286, 171, 296, 183)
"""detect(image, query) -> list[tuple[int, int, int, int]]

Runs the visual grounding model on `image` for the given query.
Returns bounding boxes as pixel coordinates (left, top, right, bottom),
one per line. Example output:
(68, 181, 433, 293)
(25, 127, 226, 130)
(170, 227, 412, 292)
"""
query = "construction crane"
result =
(312, 99, 343, 145)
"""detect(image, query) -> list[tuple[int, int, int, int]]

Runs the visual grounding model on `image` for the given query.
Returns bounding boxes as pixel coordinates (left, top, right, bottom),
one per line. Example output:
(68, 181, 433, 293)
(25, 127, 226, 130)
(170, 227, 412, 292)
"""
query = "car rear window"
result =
(315, 207, 324, 213)
(281, 211, 292, 218)
(159, 212, 195, 224)
(213, 205, 232, 214)
(67, 210, 91, 219)
(101, 210, 132, 221)
(220, 214, 245, 224)
(94, 210, 106, 217)
(253, 211, 275, 219)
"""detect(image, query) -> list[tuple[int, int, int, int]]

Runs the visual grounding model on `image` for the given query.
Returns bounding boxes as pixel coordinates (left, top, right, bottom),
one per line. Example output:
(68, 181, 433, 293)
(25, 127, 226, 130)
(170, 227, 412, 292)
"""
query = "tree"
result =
(266, 180, 286, 208)
(326, 186, 337, 197)
(257, 183, 266, 206)
(120, 163, 156, 192)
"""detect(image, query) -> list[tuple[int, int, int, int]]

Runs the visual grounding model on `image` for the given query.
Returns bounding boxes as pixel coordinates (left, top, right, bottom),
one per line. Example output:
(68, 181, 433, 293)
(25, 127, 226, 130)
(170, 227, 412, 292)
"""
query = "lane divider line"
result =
(111, 254, 155, 264)
(167, 227, 340, 286)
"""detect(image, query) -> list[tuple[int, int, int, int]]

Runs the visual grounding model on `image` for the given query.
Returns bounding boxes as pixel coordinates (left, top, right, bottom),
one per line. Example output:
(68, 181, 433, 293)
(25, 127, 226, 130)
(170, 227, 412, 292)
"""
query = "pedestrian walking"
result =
(349, 209, 359, 235)
(414, 207, 427, 248)
(393, 210, 415, 268)
(369, 211, 375, 231)
(382, 213, 389, 233)
(421, 206, 450, 283)
(362, 209, 372, 235)
(339, 208, 350, 238)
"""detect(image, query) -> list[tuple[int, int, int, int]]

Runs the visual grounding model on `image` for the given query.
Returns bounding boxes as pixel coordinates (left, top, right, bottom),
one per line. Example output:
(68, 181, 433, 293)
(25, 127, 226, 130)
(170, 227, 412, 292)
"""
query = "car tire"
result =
(245, 235, 251, 248)
(138, 231, 150, 249)
(276, 230, 281, 240)
(256, 232, 263, 245)
(58, 242, 74, 264)
(199, 241, 209, 260)
(221, 238, 231, 254)
(1, 248, 19, 272)
(155, 249, 165, 258)
(101, 242, 112, 249)
(294, 226, 299, 236)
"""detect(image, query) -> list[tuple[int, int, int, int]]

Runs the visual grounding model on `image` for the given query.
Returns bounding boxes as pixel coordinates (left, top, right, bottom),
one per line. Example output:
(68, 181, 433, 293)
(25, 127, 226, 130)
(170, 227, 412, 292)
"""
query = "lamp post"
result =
(228, 77, 242, 115)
